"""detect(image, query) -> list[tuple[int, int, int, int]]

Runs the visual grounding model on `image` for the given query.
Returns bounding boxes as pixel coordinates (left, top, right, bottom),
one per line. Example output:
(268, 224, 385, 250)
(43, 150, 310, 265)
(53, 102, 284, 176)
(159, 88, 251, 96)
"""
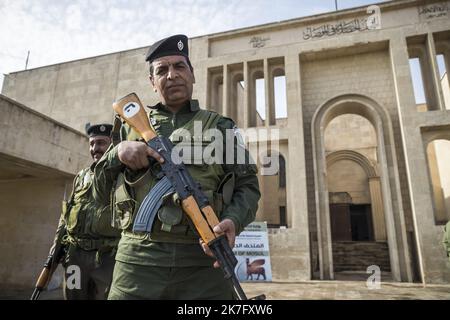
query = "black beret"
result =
(85, 123, 113, 137)
(145, 34, 189, 63)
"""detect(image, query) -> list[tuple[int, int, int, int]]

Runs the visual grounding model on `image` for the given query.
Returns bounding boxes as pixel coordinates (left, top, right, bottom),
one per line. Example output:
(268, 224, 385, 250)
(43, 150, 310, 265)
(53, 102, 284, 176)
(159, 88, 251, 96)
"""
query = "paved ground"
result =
(242, 280, 450, 300)
(3, 279, 450, 300)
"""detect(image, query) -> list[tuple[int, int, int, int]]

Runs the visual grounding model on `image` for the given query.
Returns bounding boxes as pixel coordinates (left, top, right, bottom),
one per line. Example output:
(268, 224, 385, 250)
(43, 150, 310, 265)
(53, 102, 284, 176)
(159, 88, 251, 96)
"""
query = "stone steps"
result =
(332, 241, 391, 272)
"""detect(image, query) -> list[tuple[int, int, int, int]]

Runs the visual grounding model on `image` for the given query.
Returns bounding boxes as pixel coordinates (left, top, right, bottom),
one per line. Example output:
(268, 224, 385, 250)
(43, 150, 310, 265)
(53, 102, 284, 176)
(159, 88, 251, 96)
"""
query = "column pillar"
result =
(222, 64, 229, 117)
(285, 50, 311, 280)
(426, 33, 445, 110)
(243, 62, 250, 129)
(369, 177, 387, 241)
(264, 59, 270, 128)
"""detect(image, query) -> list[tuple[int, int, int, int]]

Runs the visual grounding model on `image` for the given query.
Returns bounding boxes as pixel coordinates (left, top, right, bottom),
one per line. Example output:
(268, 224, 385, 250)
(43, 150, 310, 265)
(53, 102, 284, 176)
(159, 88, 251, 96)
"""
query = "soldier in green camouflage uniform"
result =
(444, 221, 450, 262)
(92, 34, 261, 299)
(51, 124, 121, 300)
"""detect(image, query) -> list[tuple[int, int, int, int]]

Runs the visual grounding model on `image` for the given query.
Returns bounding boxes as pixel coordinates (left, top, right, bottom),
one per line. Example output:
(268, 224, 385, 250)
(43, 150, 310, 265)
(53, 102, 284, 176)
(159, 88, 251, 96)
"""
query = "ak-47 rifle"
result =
(113, 93, 265, 300)
(30, 227, 67, 300)
(31, 185, 70, 300)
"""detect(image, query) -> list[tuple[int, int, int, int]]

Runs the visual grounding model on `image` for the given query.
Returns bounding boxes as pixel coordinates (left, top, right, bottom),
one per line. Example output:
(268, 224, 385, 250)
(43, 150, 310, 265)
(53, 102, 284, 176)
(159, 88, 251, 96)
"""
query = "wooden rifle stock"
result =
(31, 225, 67, 300)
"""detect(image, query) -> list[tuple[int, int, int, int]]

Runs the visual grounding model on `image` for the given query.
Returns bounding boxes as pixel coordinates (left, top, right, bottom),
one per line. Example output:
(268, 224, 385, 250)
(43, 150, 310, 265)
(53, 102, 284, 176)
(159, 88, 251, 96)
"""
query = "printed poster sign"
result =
(233, 221, 272, 282)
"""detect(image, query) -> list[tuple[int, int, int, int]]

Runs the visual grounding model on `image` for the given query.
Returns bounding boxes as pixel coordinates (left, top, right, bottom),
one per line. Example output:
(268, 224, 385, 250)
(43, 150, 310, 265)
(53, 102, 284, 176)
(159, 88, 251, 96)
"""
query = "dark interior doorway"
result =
(330, 203, 373, 241)
(279, 206, 287, 227)
(349, 204, 373, 241)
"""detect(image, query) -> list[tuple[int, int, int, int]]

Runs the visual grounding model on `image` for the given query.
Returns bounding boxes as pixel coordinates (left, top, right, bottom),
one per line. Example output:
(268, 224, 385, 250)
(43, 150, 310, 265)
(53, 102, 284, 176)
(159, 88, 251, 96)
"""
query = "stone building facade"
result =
(1, 0, 450, 288)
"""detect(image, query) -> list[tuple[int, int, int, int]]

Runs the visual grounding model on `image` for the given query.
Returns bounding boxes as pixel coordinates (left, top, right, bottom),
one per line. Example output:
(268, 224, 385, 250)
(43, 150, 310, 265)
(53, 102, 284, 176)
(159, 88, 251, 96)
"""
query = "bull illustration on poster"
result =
(233, 222, 272, 282)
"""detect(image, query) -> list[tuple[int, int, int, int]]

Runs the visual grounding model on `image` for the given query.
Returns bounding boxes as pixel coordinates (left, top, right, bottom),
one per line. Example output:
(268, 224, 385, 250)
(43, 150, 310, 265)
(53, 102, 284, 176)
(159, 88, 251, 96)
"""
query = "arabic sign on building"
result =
(249, 36, 270, 48)
(419, 2, 449, 20)
(303, 5, 381, 40)
(303, 18, 370, 40)
(233, 221, 272, 282)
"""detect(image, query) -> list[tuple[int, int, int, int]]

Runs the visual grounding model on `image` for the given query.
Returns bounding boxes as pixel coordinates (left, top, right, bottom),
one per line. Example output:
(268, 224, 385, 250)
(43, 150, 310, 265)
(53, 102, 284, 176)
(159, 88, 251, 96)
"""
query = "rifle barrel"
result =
(30, 288, 41, 301)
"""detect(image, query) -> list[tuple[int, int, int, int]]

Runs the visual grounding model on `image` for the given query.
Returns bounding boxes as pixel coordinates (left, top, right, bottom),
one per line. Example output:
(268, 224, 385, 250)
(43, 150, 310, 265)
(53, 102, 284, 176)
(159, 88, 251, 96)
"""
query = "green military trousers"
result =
(63, 244, 116, 300)
(108, 261, 235, 300)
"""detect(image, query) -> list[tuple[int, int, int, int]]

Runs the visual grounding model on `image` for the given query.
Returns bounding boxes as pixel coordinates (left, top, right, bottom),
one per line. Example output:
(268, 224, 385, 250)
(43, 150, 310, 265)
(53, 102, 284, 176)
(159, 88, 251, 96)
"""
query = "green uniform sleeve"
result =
(49, 170, 82, 254)
(92, 122, 145, 206)
(216, 117, 261, 235)
(444, 221, 450, 259)
(92, 144, 124, 206)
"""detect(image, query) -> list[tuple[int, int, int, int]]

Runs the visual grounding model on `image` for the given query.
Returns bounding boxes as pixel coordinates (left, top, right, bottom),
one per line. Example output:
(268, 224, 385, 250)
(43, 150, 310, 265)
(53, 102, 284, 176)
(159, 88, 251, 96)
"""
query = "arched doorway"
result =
(423, 135, 450, 225)
(311, 94, 413, 282)
(326, 150, 390, 276)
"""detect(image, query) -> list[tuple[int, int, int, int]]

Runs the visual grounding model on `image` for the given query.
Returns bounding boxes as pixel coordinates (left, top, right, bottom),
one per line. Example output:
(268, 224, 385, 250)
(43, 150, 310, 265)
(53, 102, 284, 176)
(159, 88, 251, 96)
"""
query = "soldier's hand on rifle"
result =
(118, 141, 164, 170)
(200, 218, 236, 268)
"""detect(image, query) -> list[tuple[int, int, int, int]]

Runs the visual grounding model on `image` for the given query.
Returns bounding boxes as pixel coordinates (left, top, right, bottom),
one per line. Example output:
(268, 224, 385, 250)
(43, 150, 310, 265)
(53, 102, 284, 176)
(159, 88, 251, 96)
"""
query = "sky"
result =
(0, 0, 446, 106)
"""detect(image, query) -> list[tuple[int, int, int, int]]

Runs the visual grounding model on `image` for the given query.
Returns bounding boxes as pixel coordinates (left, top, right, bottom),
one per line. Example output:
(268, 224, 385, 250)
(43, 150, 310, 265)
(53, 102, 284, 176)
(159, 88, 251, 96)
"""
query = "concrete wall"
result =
(325, 114, 378, 163)
(0, 95, 90, 289)
(0, 178, 69, 290)
(328, 160, 371, 204)
(268, 228, 310, 280)
(0, 95, 90, 175)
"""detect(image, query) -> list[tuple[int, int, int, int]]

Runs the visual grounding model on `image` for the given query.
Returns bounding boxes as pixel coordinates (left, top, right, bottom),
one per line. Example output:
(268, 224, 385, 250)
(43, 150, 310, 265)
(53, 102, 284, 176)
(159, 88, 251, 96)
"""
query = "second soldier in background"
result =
(50, 124, 121, 299)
